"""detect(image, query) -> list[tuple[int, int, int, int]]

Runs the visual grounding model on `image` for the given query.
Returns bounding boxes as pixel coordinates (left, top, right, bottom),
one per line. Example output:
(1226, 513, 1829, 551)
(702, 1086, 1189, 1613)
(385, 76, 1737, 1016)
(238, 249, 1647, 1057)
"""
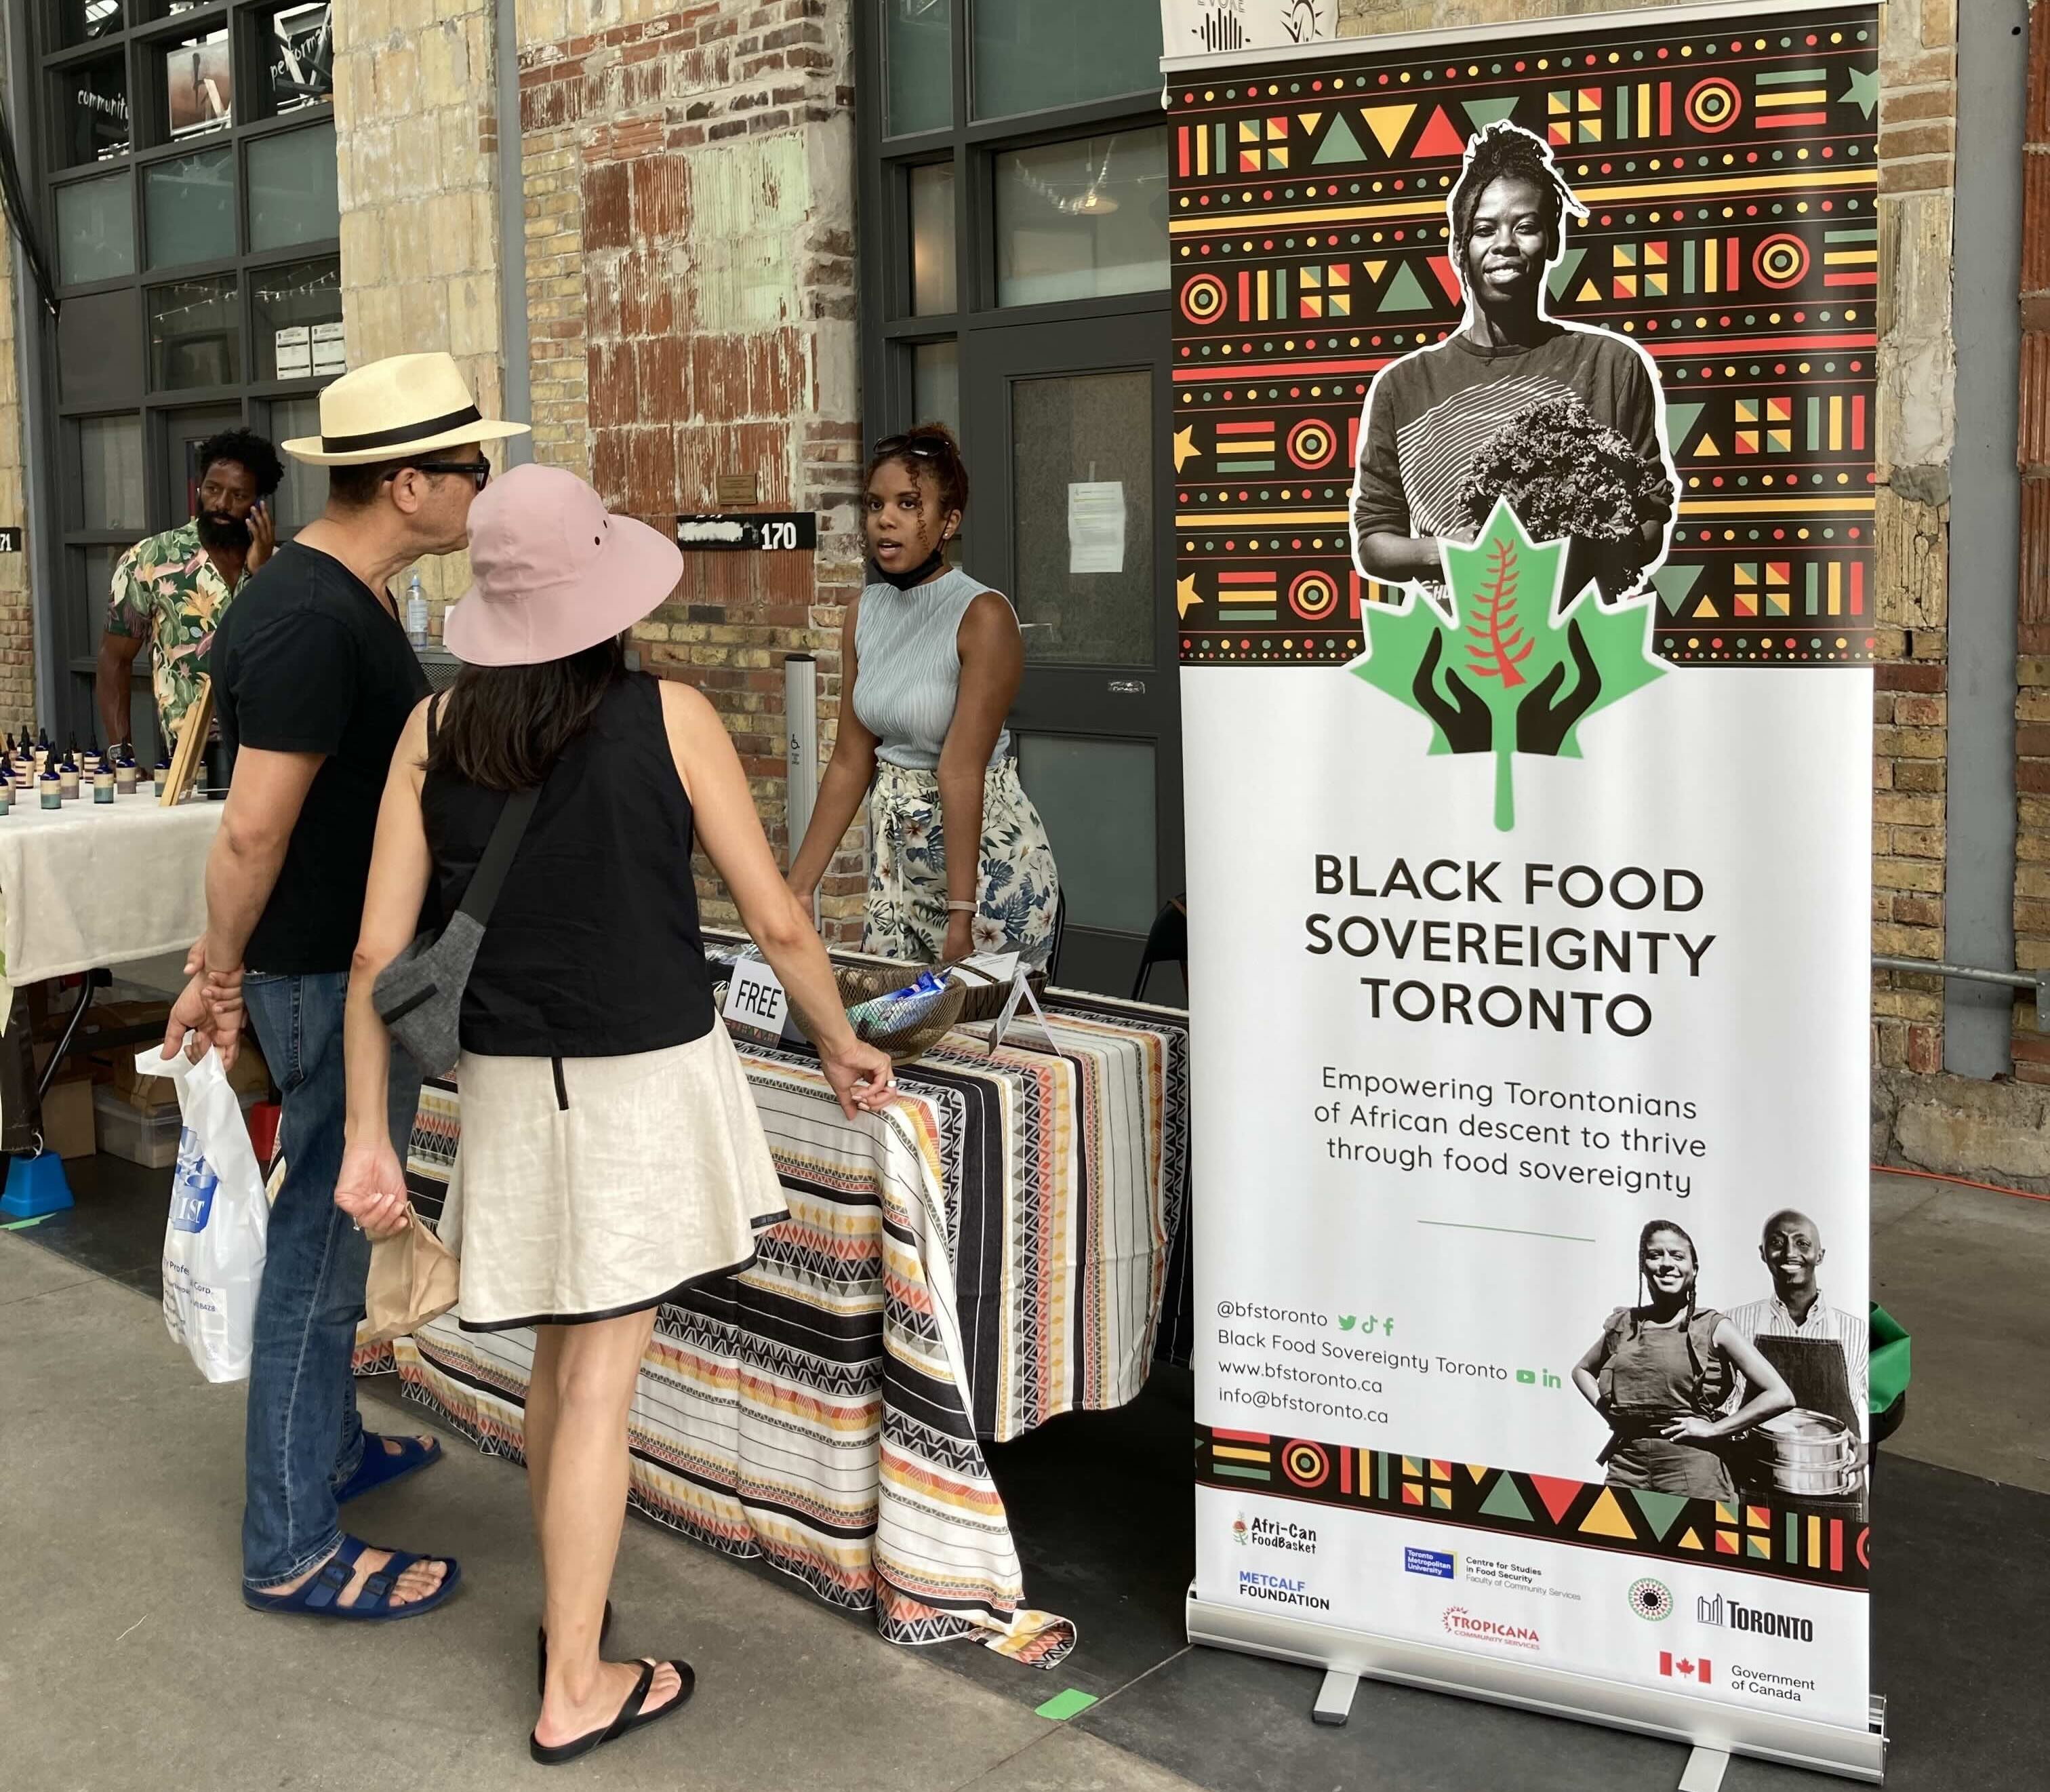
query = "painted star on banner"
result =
(1173, 425, 1201, 473)
(1841, 66, 1878, 121)
(1176, 574, 1202, 618)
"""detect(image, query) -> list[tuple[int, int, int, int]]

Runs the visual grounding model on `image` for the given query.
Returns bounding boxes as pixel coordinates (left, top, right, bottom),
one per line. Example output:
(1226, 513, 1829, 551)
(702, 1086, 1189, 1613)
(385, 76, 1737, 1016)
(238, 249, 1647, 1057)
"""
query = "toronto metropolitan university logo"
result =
(1349, 501, 1665, 833)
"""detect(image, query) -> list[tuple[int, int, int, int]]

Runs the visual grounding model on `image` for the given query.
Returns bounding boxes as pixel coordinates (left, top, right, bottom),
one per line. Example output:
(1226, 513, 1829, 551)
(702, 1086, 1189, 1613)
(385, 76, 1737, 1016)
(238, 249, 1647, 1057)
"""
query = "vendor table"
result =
(0, 795, 220, 1003)
(363, 982, 1188, 1663)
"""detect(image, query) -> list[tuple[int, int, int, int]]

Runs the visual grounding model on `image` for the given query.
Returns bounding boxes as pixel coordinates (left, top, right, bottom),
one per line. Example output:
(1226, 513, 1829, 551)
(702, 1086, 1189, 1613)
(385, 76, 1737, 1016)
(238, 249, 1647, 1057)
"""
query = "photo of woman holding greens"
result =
(1572, 1220, 1795, 1500)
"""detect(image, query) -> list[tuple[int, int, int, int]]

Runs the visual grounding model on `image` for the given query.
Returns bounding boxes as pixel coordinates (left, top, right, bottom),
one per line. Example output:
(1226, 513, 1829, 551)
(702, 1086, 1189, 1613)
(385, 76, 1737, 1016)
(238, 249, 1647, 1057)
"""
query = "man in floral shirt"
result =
(96, 428, 284, 754)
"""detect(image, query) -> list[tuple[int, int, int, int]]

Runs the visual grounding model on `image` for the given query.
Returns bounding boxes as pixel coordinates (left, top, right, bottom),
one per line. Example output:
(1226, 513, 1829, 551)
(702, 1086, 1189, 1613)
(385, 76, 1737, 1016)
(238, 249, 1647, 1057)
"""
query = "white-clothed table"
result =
(0, 797, 221, 1009)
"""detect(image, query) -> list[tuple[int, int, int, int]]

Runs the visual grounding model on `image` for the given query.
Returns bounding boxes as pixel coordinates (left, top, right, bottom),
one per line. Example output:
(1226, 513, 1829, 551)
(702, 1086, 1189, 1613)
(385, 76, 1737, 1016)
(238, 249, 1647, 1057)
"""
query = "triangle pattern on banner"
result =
(1466, 1462, 1489, 1484)
(1463, 96, 1521, 132)
(1378, 262, 1434, 313)
(1426, 255, 1462, 303)
(1697, 433, 1723, 458)
(1663, 401, 1706, 449)
(1298, 113, 1323, 135)
(1630, 1490, 1693, 1541)
(1546, 247, 1586, 303)
(1693, 595, 1719, 617)
(1363, 258, 1388, 283)
(1678, 1526, 1706, 1551)
(1479, 1473, 1535, 1523)
(1580, 1488, 1638, 1540)
(1575, 277, 1603, 304)
(1528, 1474, 1581, 1526)
(1314, 113, 1370, 165)
(1651, 562, 1704, 610)
(1357, 103, 1415, 157)
(1414, 106, 1467, 158)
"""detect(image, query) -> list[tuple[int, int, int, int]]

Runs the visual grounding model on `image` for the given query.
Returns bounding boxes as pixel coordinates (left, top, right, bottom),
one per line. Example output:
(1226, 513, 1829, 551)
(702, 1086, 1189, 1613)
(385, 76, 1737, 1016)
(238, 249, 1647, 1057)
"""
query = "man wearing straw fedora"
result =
(165, 353, 526, 1621)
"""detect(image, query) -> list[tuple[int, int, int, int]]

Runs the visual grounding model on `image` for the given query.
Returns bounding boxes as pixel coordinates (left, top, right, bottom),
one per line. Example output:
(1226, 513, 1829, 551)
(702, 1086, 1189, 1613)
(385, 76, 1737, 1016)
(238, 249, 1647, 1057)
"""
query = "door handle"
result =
(1108, 679, 1146, 695)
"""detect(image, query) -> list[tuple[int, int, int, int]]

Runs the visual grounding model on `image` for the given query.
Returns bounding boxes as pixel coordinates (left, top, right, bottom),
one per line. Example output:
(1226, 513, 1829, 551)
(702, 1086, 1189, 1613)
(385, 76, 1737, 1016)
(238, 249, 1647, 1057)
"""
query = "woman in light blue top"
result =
(787, 424, 1060, 968)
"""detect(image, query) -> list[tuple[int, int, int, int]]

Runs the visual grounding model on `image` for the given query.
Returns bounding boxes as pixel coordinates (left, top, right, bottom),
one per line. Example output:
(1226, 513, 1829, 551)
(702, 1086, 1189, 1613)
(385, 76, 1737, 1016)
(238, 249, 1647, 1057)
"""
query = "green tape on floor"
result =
(1, 1216, 47, 1230)
(1034, 1688, 1098, 1722)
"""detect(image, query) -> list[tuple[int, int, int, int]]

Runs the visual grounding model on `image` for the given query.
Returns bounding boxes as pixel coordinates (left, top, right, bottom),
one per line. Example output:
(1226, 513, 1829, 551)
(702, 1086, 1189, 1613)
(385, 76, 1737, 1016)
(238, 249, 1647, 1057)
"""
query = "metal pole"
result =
(785, 653, 819, 919)
(495, 0, 532, 466)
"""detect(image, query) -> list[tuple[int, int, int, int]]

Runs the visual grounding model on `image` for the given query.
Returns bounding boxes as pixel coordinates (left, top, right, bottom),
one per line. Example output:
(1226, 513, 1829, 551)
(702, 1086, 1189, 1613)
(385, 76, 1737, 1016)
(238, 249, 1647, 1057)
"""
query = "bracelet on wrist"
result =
(946, 900, 976, 913)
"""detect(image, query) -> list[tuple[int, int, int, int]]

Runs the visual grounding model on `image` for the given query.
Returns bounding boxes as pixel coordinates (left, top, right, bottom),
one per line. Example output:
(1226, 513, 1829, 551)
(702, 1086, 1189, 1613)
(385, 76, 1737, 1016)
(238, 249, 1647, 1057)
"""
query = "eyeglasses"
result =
(386, 460, 492, 492)
(872, 433, 948, 462)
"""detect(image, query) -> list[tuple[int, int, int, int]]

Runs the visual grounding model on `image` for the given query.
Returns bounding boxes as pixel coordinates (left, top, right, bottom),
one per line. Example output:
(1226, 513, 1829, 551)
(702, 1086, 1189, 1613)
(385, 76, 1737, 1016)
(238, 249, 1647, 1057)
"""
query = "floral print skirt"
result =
(864, 757, 1061, 969)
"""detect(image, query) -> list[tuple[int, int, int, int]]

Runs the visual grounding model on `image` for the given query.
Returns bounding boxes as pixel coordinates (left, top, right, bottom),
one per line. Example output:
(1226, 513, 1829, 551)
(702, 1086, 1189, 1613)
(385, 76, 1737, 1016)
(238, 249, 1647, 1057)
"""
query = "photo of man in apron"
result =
(1727, 1210, 1871, 1510)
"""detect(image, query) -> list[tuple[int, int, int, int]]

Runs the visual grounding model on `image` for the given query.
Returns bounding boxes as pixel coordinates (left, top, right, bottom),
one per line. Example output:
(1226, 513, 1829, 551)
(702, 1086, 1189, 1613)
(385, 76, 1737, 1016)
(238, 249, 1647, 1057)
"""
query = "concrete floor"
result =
(0, 1235, 1199, 1792)
(4, 1166, 2046, 1790)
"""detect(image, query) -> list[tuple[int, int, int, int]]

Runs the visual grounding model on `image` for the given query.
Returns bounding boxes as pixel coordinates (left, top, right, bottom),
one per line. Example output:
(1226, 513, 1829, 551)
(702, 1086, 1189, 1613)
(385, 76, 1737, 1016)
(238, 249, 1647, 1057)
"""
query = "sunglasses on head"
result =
(872, 432, 948, 462)
(386, 459, 491, 493)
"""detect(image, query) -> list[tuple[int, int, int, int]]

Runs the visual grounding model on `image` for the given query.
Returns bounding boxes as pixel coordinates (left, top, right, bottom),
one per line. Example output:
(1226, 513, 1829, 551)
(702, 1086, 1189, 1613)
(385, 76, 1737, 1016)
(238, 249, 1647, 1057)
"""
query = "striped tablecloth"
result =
(364, 989, 1188, 1663)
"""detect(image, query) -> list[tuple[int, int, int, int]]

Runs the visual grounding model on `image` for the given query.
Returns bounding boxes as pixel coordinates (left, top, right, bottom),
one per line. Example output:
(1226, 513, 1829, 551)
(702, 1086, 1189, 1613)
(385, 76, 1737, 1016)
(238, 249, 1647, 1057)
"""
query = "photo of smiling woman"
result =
(787, 424, 1061, 968)
(1572, 1221, 1796, 1501)
(1350, 122, 1677, 608)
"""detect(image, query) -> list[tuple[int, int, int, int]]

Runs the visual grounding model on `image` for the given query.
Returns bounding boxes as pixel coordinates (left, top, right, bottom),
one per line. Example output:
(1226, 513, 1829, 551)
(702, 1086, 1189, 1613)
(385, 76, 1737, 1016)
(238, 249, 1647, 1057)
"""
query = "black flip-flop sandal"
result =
(529, 1658, 694, 1767)
(537, 1599, 614, 1698)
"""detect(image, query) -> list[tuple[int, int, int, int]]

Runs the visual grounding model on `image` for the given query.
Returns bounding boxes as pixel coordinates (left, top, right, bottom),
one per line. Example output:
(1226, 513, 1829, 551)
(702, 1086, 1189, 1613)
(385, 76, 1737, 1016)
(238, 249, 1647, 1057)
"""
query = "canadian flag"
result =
(1660, 1652, 1713, 1685)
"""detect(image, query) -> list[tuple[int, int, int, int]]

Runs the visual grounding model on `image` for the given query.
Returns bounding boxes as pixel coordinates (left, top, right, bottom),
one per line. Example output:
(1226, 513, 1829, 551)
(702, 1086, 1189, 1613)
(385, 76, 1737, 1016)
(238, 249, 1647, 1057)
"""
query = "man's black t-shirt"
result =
(214, 542, 428, 974)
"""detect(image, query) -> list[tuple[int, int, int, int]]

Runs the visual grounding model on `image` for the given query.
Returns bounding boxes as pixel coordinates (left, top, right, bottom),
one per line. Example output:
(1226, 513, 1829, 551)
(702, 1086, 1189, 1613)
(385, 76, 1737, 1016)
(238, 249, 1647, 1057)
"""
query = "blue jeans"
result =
(241, 971, 422, 1591)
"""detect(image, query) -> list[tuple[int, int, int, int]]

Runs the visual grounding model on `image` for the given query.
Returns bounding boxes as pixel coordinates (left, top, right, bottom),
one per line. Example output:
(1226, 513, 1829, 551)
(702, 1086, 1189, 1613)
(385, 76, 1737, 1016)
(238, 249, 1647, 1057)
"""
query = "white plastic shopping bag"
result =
(140, 1043, 269, 1383)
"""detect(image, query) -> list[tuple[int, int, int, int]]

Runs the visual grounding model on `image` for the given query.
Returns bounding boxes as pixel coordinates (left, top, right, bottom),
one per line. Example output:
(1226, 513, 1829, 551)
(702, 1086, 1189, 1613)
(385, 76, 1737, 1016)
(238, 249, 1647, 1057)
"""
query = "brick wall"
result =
(1336, 0, 1963, 1076)
(515, 0, 866, 938)
(334, 0, 506, 620)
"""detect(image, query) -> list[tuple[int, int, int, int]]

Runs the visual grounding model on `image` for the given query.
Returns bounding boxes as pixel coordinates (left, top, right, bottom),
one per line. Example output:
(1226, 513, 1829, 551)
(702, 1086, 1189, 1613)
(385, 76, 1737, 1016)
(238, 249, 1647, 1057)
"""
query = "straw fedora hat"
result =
(281, 352, 531, 466)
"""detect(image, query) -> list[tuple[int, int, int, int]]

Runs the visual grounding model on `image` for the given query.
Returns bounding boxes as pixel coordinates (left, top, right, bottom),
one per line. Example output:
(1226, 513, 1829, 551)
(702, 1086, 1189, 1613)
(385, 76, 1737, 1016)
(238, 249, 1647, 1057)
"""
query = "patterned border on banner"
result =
(1169, 5, 1879, 666)
(1197, 1423, 1869, 1591)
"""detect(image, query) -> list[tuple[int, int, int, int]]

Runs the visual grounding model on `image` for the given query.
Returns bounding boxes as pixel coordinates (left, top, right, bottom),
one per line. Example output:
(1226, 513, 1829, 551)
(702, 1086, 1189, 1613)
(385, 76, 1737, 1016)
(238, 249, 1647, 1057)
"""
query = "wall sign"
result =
(0, 528, 22, 554)
(676, 513, 818, 552)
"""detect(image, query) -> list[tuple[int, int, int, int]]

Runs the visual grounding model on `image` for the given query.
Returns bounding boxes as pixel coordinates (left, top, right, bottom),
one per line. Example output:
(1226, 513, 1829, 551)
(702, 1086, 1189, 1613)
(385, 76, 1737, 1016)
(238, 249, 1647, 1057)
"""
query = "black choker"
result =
(875, 549, 946, 591)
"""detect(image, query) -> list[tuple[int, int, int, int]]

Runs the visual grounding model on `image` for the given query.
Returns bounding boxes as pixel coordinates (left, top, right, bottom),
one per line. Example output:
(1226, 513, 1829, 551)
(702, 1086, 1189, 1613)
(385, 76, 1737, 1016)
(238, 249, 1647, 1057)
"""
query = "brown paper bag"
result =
(361, 1210, 460, 1344)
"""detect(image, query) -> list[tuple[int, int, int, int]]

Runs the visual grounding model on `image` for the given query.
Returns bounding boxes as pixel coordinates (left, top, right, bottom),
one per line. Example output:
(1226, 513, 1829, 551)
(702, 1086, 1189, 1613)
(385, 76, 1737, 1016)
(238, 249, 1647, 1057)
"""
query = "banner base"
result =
(1186, 1590, 1887, 1784)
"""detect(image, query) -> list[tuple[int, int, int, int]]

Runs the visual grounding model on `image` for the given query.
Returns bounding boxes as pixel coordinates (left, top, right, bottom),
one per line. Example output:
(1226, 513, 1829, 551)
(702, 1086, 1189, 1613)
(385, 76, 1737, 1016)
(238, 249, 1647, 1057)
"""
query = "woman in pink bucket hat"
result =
(330, 464, 895, 1764)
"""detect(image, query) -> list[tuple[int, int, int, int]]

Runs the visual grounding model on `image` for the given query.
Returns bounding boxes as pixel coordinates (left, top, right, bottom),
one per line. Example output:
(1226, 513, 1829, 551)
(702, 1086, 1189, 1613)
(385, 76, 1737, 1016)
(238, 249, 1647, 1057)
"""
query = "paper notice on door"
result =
(274, 327, 312, 379)
(1068, 481, 1126, 575)
(311, 322, 348, 377)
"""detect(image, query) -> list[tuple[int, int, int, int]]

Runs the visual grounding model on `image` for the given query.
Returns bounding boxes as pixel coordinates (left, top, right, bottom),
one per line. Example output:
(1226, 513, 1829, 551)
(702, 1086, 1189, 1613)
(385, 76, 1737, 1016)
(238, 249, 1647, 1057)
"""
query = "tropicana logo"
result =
(1442, 1606, 1540, 1650)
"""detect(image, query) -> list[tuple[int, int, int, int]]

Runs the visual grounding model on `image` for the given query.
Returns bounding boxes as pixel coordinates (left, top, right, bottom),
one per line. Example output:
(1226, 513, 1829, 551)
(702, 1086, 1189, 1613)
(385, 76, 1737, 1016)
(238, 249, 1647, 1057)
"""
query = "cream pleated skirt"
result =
(437, 1022, 788, 1332)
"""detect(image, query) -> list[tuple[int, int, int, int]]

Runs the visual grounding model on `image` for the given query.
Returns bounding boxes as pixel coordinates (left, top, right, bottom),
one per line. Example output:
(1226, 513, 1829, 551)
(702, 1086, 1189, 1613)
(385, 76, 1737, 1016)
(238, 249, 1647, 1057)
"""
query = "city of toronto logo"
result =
(1348, 501, 1665, 831)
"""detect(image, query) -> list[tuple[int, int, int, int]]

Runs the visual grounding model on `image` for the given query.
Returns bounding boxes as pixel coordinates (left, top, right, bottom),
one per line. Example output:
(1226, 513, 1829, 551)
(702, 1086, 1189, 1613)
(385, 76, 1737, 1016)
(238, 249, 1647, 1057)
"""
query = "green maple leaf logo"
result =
(1347, 500, 1666, 831)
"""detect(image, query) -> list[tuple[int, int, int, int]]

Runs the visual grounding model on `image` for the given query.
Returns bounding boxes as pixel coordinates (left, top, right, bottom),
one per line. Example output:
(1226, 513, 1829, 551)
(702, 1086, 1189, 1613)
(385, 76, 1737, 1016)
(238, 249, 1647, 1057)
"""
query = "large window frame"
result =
(854, 1, 1184, 995)
(28, 0, 339, 753)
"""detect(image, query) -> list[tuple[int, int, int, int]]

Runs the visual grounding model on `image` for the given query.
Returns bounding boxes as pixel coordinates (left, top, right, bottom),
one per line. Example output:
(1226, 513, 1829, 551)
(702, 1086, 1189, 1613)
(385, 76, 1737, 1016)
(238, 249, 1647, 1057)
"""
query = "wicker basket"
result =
(796, 963, 968, 1064)
(948, 963, 1047, 1024)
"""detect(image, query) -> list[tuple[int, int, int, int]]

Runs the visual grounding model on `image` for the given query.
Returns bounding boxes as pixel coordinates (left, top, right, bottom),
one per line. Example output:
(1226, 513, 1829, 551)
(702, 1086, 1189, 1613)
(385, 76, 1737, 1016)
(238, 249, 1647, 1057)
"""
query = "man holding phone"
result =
(97, 426, 283, 756)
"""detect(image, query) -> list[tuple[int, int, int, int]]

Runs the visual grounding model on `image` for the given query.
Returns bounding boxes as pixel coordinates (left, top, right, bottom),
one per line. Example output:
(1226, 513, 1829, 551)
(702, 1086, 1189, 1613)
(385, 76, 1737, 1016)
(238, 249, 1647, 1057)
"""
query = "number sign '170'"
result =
(675, 513, 818, 553)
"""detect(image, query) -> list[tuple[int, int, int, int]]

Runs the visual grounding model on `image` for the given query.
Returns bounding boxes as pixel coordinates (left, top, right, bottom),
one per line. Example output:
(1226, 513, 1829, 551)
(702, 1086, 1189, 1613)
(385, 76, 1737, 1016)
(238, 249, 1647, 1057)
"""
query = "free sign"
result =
(721, 957, 790, 1037)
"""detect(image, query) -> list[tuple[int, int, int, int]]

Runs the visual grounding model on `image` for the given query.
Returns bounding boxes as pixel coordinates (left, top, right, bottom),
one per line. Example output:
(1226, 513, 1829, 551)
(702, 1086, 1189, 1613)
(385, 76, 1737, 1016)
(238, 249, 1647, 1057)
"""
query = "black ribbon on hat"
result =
(321, 405, 483, 455)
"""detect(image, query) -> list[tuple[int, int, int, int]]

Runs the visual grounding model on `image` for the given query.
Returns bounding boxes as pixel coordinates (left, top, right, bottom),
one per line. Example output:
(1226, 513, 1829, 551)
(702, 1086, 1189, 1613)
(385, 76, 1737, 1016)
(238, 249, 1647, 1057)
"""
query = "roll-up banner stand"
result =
(1171, 3, 1885, 1780)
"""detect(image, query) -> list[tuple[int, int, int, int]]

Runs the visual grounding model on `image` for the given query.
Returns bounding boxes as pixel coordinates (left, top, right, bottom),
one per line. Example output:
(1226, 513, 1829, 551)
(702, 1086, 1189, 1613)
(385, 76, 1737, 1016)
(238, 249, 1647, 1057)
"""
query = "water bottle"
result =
(405, 573, 429, 648)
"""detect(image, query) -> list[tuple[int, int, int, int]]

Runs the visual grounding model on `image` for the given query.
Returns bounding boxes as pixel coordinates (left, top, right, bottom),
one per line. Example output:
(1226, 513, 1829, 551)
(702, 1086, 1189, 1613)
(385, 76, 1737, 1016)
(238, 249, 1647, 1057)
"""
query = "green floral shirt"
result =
(104, 518, 247, 745)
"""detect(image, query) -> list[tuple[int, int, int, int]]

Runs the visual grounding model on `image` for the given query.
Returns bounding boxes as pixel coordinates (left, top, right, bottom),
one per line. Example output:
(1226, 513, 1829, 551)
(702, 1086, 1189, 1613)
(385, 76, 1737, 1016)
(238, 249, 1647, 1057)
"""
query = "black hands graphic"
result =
(1413, 620, 1604, 759)
(1516, 618, 1603, 756)
(1413, 628, 1492, 755)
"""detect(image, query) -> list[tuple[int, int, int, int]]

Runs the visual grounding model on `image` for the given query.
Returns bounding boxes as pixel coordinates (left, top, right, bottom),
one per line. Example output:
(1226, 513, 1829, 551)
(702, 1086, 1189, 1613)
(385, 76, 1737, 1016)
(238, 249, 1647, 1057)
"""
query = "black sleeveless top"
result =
(420, 673, 715, 1058)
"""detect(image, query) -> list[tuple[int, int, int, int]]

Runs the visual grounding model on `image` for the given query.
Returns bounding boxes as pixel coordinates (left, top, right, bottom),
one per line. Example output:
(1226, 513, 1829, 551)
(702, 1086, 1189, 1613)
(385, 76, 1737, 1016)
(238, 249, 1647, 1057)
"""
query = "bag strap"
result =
(456, 782, 544, 925)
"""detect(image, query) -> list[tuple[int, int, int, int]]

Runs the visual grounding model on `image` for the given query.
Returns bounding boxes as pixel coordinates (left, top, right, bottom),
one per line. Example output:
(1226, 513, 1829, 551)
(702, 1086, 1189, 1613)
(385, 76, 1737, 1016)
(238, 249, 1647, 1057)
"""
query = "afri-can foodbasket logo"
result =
(1232, 1513, 1249, 1547)
(1626, 1577, 1674, 1622)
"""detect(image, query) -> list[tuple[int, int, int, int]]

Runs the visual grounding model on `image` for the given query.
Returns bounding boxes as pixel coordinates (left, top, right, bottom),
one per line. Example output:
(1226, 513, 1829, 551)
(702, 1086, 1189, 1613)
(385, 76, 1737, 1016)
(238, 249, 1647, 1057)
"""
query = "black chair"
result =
(1132, 896, 1187, 1003)
(1045, 889, 1068, 985)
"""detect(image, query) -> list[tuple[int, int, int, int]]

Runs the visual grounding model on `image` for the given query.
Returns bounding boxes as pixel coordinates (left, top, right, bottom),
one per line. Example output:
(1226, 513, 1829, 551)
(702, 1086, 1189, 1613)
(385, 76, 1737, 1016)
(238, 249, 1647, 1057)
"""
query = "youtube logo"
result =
(1660, 1652, 1712, 1686)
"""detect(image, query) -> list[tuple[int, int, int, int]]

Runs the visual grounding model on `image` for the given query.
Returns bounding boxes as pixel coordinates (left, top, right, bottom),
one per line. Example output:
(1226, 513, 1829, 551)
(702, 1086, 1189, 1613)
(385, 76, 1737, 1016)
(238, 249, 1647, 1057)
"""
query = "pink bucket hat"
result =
(443, 464, 683, 666)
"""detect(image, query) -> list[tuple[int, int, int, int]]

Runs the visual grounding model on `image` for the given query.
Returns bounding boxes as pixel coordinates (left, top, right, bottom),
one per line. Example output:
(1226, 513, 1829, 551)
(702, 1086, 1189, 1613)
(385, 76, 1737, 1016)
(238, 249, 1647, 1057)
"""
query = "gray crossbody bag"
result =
(374, 700, 549, 1077)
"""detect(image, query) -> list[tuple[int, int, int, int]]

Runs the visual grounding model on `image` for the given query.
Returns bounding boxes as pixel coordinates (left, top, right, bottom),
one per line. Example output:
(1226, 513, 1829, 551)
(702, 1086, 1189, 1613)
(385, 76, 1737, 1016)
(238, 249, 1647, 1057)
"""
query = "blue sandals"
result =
(242, 1535, 462, 1621)
(334, 1433, 443, 1505)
